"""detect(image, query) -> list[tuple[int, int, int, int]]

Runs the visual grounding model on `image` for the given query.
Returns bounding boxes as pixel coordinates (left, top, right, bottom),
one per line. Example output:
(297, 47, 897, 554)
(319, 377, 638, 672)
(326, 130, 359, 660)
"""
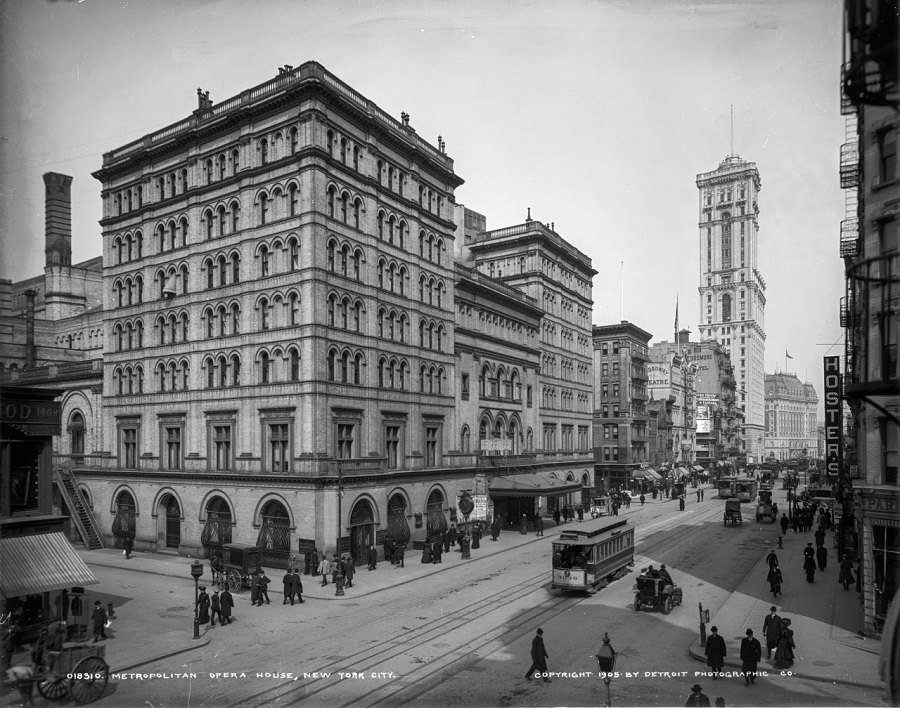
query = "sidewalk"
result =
(688, 520, 882, 690)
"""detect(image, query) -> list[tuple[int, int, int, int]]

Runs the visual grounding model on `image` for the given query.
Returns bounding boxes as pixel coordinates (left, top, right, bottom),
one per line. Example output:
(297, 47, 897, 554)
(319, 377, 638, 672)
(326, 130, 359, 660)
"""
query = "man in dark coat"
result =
(766, 565, 783, 597)
(524, 628, 551, 683)
(197, 586, 210, 623)
(343, 556, 355, 588)
(765, 549, 779, 570)
(394, 544, 405, 567)
(780, 513, 789, 535)
(304, 553, 311, 576)
(291, 569, 304, 603)
(250, 572, 261, 605)
(311, 549, 320, 577)
(763, 606, 782, 659)
(576, 505, 584, 521)
(283, 570, 295, 604)
(491, 517, 501, 540)
(431, 538, 443, 564)
(704, 626, 726, 679)
(815, 527, 826, 548)
(685, 684, 711, 707)
(367, 545, 378, 570)
(803, 554, 817, 581)
(220, 588, 234, 624)
(91, 601, 108, 643)
(258, 572, 271, 605)
(816, 544, 828, 571)
(443, 529, 452, 553)
(553, 508, 561, 526)
(210, 589, 222, 625)
(739, 628, 762, 685)
(535, 515, 544, 537)
(448, 525, 459, 548)
(519, 515, 528, 534)
(123, 536, 134, 560)
(839, 556, 855, 590)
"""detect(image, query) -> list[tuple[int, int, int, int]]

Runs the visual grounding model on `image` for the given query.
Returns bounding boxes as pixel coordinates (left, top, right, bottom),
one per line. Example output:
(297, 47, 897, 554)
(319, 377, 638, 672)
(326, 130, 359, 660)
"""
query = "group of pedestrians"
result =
(315, 555, 356, 587)
(196, 585, 233, 627)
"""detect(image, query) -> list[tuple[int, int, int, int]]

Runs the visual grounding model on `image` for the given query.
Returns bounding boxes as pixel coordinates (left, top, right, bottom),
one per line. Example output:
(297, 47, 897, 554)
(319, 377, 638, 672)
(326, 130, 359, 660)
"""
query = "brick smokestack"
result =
(24, 289, 36, 367)
(44, 172, 73, 267)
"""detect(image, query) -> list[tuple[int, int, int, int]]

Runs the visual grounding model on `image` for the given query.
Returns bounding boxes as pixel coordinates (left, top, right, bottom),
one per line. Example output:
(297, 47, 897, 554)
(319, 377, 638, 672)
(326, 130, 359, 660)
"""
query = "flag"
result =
(786, 349, 793, 359)
(674, 296, 679, 334)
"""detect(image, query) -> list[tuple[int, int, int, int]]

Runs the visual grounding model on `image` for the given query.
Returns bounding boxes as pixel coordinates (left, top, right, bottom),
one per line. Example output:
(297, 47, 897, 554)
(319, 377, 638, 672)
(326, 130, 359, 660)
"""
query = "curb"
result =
(686, 643, 883, 691)
(112, 638, 210, 674)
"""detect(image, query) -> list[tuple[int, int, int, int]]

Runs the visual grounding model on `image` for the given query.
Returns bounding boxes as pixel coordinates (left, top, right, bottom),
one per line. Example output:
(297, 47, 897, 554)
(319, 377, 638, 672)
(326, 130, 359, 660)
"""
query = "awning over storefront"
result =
(691, 465, 706, 473)
(674, 467, 689, 478)
(489, 471, 582, 497)
(632, 468, 663, 481)
(0, 532, 98, 598)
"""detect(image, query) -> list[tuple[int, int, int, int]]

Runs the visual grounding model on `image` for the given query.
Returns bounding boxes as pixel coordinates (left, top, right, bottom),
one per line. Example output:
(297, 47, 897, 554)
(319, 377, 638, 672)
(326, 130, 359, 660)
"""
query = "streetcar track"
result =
(233, 500, 740, 707)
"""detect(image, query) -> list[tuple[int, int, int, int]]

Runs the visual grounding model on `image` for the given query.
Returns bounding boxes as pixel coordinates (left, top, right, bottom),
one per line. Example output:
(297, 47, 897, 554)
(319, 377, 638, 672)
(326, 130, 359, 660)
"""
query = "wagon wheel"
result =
(227, 569, 242, 593)
(662, 597, 671, 615)
(69, 655, 109, 704)
(37, 669, 70, 701)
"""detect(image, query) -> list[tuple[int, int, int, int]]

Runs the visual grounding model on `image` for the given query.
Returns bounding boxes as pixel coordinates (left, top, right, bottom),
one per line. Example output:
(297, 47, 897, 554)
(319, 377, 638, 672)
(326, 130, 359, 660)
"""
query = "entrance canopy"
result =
(0, 532, 98, 598)
(490, 471, 581, 498)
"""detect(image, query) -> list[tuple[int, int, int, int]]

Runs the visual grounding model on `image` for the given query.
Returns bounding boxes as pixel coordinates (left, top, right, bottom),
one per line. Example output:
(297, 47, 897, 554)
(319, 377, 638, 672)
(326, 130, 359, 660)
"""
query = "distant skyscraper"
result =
(696, 154, 766, 461)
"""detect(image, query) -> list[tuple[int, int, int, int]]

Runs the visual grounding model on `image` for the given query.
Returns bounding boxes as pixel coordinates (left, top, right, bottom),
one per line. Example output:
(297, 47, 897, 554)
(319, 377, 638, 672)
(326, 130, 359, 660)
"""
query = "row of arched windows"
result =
(157, 359, 190, 392)
(258, 291, 301, 330)
(112, 275, 144, 307)
(376, 209, 408, 248)
(328, 238, 363, 280)
(203, 252, 241, 289)
(418, 230, 444, 264)
(156, 217, 190, 252)
(155, 311, 189, 345)
(114, 230, 143, 263)
(202, 202, 241, 240)
(376, 159, 405, 196)
(257, 235, 301, 276)
(418, 319, 445, 351)
(55, 329, 103, 350)
(202, 303, 241, 338)
(377, 357, 409, 389)
(326, 292, 363, 332)
(326, 184, 363, 228)
(377, 307, 408, 342)
(418, 274, 446, 307)
(328, 129, 362, 171)
(112, 364, 144, 395)
(478, 363, 522, 400)
(377, 258, 408, 294)
(114, 320, 144, 351)
(255, 184, 301, 226)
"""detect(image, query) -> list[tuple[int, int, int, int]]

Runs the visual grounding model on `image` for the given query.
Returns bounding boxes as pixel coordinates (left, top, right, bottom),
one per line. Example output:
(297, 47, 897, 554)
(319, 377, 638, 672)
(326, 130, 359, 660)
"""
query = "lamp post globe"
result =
(595, 632, 617, 707)
(190, 560, 204, 640)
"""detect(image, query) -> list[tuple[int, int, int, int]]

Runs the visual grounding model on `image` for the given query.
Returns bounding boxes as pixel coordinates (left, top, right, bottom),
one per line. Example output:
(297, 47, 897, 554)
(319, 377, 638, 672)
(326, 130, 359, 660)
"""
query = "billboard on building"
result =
(647, 364, 670, 387)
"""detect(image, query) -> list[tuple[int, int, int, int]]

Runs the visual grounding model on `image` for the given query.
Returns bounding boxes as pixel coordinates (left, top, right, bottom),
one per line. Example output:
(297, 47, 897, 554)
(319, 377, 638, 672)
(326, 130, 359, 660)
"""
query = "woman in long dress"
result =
(773, 618, 795, 669)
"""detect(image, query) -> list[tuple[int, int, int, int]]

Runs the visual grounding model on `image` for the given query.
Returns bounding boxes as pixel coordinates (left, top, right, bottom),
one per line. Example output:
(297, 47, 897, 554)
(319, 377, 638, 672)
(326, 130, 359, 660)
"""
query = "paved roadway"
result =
(6, 487, 884, 707)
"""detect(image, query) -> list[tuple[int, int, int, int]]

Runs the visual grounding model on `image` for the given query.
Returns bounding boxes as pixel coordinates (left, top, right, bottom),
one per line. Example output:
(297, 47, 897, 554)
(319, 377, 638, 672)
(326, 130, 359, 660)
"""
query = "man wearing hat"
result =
(704, 626, 726, 679)
(740, 628, 762, 685)
(763, 606, 782, 659)
(91, 600, 108, 643)
(210, 589, 222, 626)
(525, 628, 551, 683)
(684, 683, 711, 707)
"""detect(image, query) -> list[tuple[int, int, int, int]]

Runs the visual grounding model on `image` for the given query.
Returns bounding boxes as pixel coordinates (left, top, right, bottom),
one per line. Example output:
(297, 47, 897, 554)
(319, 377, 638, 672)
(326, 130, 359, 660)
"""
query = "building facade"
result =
(647, 339, 698, 467)
(6, 63, 596, 569)
(696, 155, 766, 462)
(592, 321, 653, 492)
(840, 0, 899, 640)
(763, 372, 820, 461)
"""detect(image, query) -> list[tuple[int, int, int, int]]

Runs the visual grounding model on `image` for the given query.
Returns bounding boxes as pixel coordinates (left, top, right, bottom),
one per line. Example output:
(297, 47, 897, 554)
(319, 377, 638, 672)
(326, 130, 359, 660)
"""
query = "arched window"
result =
(289, 348, 300, 381)
(260, 351, 271, 383)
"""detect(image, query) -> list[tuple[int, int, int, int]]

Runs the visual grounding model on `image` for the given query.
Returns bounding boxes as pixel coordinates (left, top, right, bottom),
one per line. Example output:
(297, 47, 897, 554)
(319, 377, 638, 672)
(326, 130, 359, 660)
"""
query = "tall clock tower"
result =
(696, 154, 766, 462)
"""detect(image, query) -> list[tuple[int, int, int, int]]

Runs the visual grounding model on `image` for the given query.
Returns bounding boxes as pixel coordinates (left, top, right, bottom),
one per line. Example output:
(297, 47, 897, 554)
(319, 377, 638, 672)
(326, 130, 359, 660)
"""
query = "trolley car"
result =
(734, 479, 758, 503)
(551, 517, 634, 593)
(716, 476, 737, 499)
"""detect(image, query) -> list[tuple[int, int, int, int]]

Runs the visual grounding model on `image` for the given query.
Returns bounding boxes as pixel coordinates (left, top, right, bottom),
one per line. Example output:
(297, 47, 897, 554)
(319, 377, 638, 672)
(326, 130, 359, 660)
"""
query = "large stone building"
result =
(696, 155, 766, 462)
(839, 0, 898, 641)
(763, 372, 819, 461)
(592, 321, 652, 492)
(7, 62, 595, 568)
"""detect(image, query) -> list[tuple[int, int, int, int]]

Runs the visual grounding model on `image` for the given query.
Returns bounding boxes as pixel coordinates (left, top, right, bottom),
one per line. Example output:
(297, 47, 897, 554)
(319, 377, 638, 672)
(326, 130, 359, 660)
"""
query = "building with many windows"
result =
(839, 0, 898, 640)
(696, 155, 766, 462)
(647, 338, 698, 467)
(4, 63, 596, 568)
(592, 321, 652, 492)
(763, 372, 819, 461)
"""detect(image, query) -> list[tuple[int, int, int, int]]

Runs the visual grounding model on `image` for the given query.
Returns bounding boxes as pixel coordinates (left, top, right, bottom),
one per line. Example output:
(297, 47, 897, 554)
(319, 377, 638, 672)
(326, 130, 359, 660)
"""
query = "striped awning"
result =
(0, 532, 98, 598)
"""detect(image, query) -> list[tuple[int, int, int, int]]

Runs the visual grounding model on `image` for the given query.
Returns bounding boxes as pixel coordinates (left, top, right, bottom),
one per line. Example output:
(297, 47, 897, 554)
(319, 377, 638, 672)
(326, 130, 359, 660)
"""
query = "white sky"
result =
(0, 0, 846, 412)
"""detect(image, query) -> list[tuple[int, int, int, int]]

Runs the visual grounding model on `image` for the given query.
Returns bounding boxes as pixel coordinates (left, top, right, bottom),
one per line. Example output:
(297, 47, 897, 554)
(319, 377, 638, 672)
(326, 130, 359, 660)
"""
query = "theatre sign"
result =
(823, 356, 842, 479)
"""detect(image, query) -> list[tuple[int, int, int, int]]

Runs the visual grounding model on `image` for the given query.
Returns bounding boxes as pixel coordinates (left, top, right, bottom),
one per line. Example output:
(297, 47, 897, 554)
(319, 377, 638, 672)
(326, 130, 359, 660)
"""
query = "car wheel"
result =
(662, 597, 671, 615)
(634, 595, 640, 611)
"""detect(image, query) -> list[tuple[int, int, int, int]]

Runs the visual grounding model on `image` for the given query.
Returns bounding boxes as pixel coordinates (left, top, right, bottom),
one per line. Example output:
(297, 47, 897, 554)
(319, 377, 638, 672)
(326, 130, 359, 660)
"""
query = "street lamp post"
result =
(459, 492, 474, 560)
(190, 560, 203, 640)
(595, 632, 617, 708)
(698, 602, 710, 646)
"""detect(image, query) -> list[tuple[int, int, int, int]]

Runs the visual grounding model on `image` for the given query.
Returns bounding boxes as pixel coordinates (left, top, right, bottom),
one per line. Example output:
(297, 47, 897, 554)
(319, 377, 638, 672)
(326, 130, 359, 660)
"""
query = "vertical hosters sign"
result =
(823, 356, 842, 479)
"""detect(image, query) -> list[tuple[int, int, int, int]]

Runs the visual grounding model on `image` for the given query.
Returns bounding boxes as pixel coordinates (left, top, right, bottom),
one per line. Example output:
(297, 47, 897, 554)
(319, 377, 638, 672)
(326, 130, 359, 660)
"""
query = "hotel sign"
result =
(823, 356, 842, 479)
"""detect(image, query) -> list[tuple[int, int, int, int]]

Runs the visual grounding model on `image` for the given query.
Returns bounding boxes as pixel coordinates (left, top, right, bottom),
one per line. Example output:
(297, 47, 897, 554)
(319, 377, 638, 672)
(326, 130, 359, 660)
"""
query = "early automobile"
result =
(724, 499, 743, 526)
(633, 572, 683, 614)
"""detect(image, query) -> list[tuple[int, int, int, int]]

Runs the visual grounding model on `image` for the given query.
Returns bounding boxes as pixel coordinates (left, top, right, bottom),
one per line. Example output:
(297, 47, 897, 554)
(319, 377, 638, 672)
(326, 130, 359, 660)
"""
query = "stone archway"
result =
(387, 493, 410, 547)
(156, 493, 181, 550)
(256, 499, 291, 569)
(349, 498, 375, 565)
(201, 495, 233, 560)
(112, 489, 136, 548)
(426, 488, 448, 540)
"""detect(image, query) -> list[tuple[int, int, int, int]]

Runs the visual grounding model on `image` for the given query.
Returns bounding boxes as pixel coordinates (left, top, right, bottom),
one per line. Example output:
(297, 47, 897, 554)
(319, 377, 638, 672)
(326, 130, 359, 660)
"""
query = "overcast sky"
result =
(0, 0, 845, 411)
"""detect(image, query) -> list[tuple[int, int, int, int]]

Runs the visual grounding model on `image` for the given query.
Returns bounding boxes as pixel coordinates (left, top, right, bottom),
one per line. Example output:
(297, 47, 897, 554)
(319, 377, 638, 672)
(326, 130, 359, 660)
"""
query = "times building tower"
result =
(696, 154, 766, 462)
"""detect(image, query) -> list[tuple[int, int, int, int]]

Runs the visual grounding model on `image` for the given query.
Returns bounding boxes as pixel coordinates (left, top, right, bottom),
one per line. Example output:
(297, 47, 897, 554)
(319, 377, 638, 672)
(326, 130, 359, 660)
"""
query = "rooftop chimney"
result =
(43, 173, 73, 267)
